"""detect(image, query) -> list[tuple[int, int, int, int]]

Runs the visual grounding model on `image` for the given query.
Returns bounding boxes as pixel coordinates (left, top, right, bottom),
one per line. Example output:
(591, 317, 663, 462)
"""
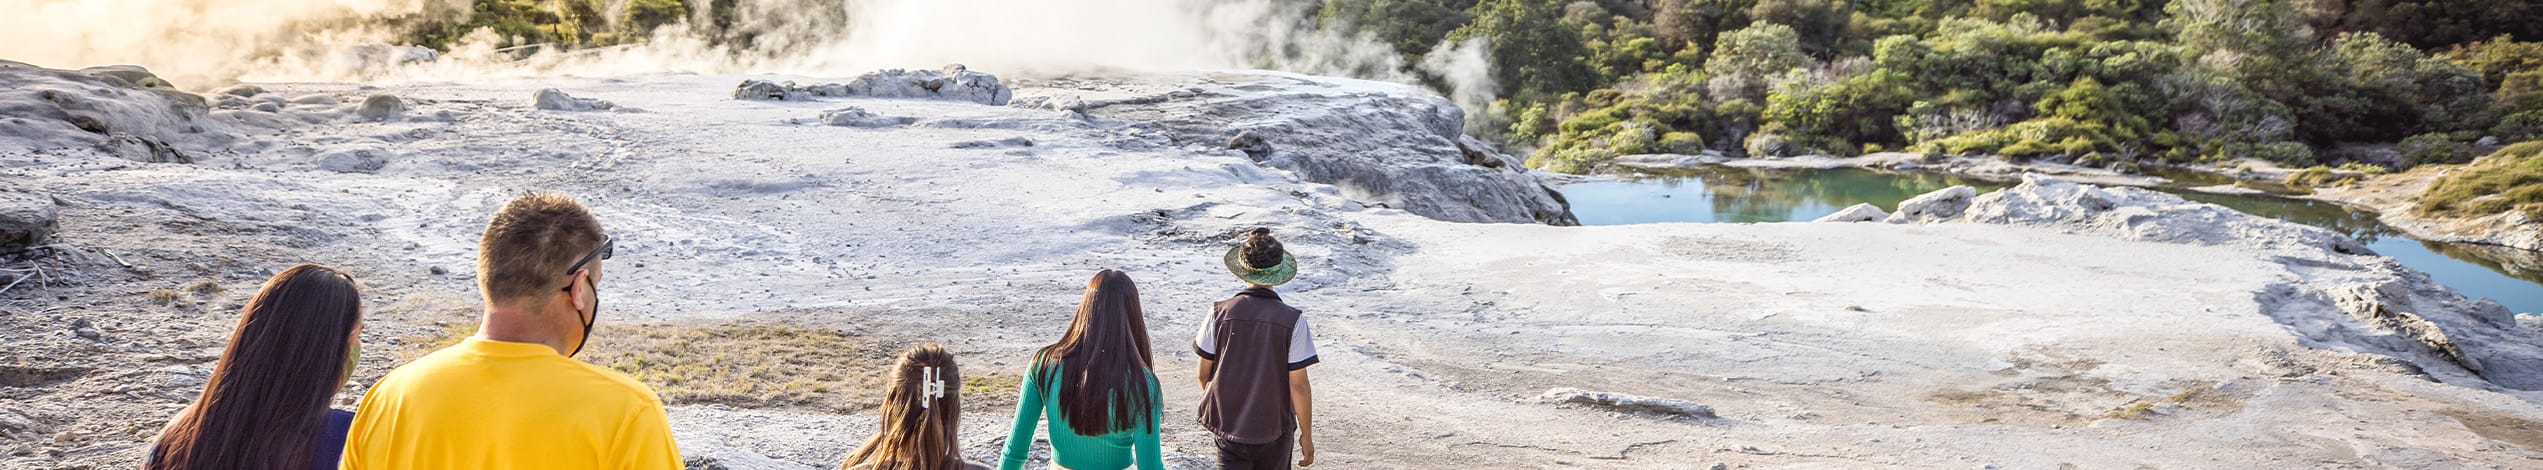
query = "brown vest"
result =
(1198, 288, 1302, 444)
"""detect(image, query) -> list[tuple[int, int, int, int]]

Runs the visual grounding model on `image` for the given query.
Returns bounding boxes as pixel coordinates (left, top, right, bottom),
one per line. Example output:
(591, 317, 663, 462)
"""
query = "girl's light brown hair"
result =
(841, 343, 965, 470)
(149, 264, 362, 470)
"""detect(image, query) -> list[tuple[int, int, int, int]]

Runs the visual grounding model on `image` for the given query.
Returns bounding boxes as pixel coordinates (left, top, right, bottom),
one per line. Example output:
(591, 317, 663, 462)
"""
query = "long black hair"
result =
(149, 264, 362, 470)
(1033, 269, 1157, 435)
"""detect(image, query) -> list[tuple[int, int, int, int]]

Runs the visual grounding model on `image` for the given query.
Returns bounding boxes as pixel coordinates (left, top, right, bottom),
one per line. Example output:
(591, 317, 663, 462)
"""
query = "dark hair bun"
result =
(1241, 228, 1283, 269)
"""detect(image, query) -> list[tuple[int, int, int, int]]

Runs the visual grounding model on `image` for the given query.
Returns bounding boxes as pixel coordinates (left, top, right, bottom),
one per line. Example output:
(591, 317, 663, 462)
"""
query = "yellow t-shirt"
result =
(341, 337, 681, 470)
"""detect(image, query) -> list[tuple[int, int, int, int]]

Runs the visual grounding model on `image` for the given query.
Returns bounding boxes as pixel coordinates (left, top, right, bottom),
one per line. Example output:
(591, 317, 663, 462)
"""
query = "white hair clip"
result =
(921, 366, 947, 408)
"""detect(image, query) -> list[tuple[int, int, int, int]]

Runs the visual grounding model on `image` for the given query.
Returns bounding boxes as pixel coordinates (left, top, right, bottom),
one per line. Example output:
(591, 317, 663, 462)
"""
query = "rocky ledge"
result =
(1841, 175, 2543, 391)
(1016, 72, 1577, 225)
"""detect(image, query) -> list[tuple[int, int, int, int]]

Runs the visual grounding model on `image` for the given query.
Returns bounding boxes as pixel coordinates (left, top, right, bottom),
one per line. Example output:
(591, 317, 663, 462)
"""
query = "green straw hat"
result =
(1223, 246, 1297, 286)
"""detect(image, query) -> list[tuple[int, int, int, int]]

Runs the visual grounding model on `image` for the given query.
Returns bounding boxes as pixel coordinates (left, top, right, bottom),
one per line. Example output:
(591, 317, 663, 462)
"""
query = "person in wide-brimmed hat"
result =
(1193, 228, 1320, 469)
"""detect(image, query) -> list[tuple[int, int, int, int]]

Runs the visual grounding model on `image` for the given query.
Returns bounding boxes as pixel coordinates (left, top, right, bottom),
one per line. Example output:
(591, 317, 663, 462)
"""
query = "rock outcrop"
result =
(0, 64, 236, 161)
(1885, 185, 1977, 223)
(733, 65, 1014, 105)
(1069, 72, 1577, 225)
(841, 65, 1013, 106)
(1226, 130, 1273, 160)
(533, 88, 617, 112)
(815, 107, 916, 128)
(1538, 388, 1717, 419)
(76, 65, 172, 89)
(1897, 175, 2543, 390)
(1815, 203, 1889, 223)
(0, 192, 57, 254)
(356, 94, 404, 121)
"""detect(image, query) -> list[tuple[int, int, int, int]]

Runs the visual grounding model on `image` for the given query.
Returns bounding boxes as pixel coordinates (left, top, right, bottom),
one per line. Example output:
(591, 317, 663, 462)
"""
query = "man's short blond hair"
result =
(477, 192, 606, 306)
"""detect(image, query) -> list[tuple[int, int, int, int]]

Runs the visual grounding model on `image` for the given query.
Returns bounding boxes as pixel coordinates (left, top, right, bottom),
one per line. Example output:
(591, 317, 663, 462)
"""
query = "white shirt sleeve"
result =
(1194, 315, 1220, 359)
(1288, 316, 1318, 367)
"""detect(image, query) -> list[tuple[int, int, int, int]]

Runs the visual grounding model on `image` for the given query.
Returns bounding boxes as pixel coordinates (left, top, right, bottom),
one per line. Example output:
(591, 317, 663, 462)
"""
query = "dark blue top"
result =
(310, 409, 354, 470)
(147, 408, 355, 469)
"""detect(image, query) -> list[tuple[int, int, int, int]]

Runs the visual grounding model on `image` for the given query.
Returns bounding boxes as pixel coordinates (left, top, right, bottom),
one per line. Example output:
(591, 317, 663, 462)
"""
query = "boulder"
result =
(842, 64, 1014, 105)
(95, 135, 190, 163)
(356, 94, 404, 121)
(316, 148, 392, 173)
(1815, 203, 1890, 223)
(77, 65, 171, 89)
(289, 94, 339, 105)
(1226, 130, 1273, 160)
(1457, 137, 1515, 168)
(1538, 388, 1716, 419)
(1076, 72, 1575, 225)
(1884, 185, 1978, 223)
(733, 80, 798, 101)
(814, 107, 916, 128)
(0, 192, 58, 254)
(212, 85, 264, 97)
(533, 88, 617, 112)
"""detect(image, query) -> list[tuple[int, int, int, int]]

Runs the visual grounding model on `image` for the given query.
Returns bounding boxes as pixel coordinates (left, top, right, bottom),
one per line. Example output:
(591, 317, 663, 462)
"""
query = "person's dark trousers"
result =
(1214, 431, 1295, 470)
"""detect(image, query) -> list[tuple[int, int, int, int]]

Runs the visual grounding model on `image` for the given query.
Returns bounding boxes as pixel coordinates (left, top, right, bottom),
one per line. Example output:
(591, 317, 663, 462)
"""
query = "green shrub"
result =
(2400, 132, 2476, 167)
(1659, 131, 1707, 154)
(1745, 132, 1792, 158)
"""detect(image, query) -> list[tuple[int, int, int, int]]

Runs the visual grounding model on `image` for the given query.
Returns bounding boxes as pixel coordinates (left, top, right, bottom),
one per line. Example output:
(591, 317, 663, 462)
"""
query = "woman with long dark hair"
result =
(147, 264, 364, 470)
(840, 343, 988, 470)
(998, 269, 1164, 470)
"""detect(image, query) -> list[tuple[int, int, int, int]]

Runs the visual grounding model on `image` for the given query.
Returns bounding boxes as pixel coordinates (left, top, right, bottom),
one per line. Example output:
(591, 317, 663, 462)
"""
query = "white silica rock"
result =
(1815, 203, 1890, 223)
(1884, 185, 1978, 223)
(1538, 388, 1717, 419)
(533, 88, 617, 112)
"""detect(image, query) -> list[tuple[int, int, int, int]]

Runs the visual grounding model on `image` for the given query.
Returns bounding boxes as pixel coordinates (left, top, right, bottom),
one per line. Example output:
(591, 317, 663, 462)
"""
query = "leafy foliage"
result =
(1473, 0, 2539, 172)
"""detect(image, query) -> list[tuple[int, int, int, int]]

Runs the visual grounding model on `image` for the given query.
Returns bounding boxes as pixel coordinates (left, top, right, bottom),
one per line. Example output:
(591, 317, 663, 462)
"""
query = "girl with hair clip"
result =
(842, 343, 989, 470)
(999, 269, 1166, 470)
(148, 264, 366, 470)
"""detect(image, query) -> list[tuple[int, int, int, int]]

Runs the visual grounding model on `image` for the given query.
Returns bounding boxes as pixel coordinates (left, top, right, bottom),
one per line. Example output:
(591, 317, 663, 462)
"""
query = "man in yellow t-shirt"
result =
(342, 192, 679, 469)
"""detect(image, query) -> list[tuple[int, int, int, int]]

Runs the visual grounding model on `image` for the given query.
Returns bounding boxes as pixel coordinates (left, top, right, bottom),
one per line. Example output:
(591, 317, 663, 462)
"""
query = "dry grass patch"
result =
(399, 320, 1019, 413)
(2418, 141, 2543, 218)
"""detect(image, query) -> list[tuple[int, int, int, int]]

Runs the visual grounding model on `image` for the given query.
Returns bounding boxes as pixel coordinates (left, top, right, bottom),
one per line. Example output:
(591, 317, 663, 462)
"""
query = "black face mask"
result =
(569, 273, 600, 358)
(560, 236, 614, 358)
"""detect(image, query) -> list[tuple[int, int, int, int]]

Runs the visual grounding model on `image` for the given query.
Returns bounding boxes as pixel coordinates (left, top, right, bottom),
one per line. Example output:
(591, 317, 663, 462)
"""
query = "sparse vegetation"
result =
(2285, 166, 2340, 188)
(401, 320, 1015, 412)
(2417, 141, 2543, 218)
(2103, 400, 2159, 420)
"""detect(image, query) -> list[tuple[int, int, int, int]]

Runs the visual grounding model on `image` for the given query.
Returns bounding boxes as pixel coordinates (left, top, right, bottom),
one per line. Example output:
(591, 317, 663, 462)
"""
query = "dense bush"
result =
(1480, 0, 2537, 172)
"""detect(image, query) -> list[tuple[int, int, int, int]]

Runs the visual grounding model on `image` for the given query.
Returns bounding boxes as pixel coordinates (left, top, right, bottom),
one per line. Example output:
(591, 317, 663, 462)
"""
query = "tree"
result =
(2323, 0, 2543, 50)
(1448, 0, 1602, 101)
(1747, 0, 1853, 57)
(1654, 0, 1754, 53)
(1319, 0, 1471, 61)
(1704, 23, 1809, 102)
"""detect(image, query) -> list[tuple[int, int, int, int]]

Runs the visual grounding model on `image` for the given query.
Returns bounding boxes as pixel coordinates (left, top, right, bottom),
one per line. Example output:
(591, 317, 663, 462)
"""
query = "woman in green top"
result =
(1000, 269, 1165, 470)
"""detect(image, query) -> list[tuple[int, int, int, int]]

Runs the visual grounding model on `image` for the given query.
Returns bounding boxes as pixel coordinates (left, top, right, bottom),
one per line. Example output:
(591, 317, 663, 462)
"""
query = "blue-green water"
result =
(1560, 167, 2543, 314)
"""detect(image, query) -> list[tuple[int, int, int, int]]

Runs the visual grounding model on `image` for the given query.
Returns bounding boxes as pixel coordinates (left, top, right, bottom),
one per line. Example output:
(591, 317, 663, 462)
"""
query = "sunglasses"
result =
(562, 236, 615, 291)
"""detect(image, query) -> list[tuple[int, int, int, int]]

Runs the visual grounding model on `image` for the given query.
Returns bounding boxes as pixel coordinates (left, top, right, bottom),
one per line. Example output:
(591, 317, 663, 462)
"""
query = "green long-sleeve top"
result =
(999, 361, 1164, 470)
